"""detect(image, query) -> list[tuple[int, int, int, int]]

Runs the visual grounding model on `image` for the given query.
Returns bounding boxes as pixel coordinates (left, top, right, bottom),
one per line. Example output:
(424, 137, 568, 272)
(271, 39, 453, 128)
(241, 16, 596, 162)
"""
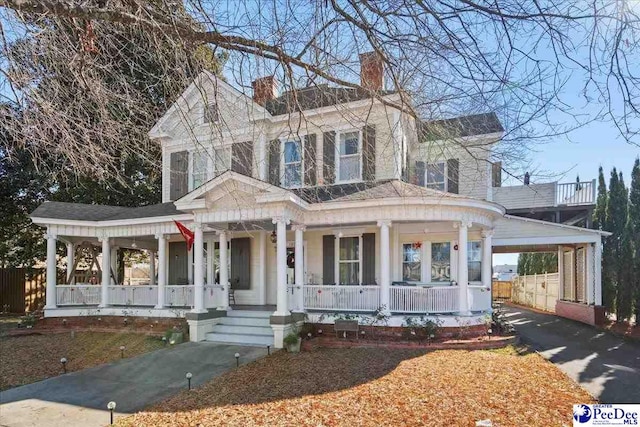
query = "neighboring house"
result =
(492, 264, 518, 282)
(30, 53, 610, 346)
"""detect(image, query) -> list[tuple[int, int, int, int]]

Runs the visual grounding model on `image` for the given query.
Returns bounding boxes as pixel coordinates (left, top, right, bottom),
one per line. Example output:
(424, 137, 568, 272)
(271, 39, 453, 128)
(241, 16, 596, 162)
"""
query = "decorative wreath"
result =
(287, 252, 295, 269)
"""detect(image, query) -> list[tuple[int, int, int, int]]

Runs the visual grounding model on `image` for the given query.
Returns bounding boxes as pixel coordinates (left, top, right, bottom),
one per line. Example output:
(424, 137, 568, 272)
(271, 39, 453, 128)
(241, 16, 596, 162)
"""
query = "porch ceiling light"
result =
(270, 227, 277, 244)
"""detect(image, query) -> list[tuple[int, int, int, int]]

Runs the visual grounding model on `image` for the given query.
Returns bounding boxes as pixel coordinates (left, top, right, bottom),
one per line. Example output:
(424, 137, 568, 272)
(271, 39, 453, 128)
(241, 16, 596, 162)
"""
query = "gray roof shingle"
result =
(419, 112, 503, 140)
(31, 201, 184, 222)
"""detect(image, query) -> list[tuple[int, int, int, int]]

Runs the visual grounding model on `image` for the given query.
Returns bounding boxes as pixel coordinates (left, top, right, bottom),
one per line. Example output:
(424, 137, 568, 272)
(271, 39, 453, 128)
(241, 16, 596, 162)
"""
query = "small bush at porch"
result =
(0, 331, 165, 391)
(116, 346, 594, 427)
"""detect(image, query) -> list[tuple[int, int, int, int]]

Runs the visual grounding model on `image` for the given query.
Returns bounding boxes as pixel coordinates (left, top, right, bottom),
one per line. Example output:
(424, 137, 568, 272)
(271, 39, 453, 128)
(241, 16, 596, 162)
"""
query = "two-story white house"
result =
(31, 53, 610, 347)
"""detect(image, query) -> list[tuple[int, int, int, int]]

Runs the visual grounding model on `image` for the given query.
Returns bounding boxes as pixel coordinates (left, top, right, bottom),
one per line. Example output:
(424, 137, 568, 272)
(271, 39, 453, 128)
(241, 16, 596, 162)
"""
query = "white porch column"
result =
(99, 237, 110, 308)
(155, 234, 166, 309)
(273, 216, 290, 316)
(457, 221, 471, 315)
(378, 220, 391, 312)
(187, 249, 194, 284)
(66, 242, 75, 285)
(110, 246, 118, 285)
(148, 250, 156, 286)
(192, 223, 206, 313)
(481, 229, 493, 312)
(557, 246, 565, 299)
(257, 231, 267, 305)
(594, 238, 603, 306)
(218, 231, 229, 310)
(45, 233, 57, 309)
(293, 225, 306, 312)
(206, 237, 214, 285)
(585, 243, 595, 305)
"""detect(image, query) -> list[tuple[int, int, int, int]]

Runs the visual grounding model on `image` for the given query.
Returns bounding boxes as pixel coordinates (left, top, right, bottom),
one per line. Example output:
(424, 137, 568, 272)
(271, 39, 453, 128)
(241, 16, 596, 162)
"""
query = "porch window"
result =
(468, 241, 482, 282)
(431, 242, 451, 282)
(192, 151, 208, 189)
(214, 147, 231, 175)
(426, 162, 446, 191)
(283, 140, 302, 188)
(338, 131, 361, 182)
(339, 237, 360, 284)
(402, 243, 421, 282)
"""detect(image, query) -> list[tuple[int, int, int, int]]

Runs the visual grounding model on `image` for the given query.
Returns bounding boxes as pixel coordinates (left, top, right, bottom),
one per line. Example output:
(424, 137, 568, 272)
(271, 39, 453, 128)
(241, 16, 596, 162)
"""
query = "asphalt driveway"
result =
(0, 342, 267, 427)
(502, 304, 640, 403)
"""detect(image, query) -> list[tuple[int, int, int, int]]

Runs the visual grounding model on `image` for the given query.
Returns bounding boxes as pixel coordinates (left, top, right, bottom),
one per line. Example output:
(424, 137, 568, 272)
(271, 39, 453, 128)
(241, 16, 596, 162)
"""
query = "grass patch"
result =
(117, 347, 594, 427)
(0, 331, 165, 391)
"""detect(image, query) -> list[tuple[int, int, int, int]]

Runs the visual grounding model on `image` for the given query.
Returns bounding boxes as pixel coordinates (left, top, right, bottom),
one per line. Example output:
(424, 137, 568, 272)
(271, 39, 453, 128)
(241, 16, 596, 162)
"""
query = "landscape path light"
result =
(107, 401, 116, 425)
(234, 352, 240, 368)
(120, 345, 125, 358)
(60, 357, 67, 373)
(186, 372, 192, 390)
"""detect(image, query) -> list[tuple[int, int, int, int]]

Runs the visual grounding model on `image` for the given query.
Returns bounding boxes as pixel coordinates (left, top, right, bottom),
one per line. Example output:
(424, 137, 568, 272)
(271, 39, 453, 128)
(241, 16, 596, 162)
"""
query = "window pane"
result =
(204, 103, 219, 123)
(339, 263, 359, 284)
(284, 164, 301, 188)
(339, 237, 359, 261)
(339, 156, 360, 181)
(340, 132, 359, 155)
(467, 241, 482, 262)
(403, 262, 421, 282)
(193, 152, 207, 188)
(469, 262, 482, 282)
(403, 243, 421, 262)
(427, 162, 445, 184)
(431, 242, 451, 282)
(426, 182, 445, 191)
(284, 140, 301, 163)
(214, 147, 231, 173)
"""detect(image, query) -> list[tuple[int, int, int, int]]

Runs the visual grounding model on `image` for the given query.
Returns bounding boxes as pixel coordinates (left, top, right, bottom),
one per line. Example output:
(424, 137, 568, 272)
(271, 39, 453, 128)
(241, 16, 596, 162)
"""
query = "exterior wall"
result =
(493, 183, 556, 210)
(555, 300, 605, 326)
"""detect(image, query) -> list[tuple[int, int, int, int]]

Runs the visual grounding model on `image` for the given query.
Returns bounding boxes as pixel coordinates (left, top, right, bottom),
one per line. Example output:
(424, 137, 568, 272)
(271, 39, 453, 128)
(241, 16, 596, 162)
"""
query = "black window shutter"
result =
(447, 158, 459, 194)
(323, 131, 335, 185)
(362, 233, 376, 285)
(304, 134, 317, 186)
(322, 235, 335, 285)
(415, 161, 426, 187)
(492, 161, 502, 187)
(230, 237, 251, 290)
(268, 139, 280, 186)
(170, 151, 189, 200)
(231, 140, 253, 177)
(362, 125, 376, 181)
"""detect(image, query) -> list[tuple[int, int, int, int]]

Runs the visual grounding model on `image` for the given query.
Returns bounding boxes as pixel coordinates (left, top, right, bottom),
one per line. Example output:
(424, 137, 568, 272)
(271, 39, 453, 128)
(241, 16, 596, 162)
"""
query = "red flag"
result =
(174, 220, 194, 251)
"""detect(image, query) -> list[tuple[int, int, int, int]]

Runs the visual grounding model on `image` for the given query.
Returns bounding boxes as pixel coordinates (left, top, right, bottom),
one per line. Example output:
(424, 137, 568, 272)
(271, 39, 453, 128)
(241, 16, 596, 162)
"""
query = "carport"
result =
(492, 215, 611, 325)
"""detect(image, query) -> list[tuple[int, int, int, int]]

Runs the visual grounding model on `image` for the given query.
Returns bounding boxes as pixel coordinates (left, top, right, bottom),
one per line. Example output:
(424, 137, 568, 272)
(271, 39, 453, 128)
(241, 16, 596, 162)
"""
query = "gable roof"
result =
(419, 112, 503, 141)
(263, 84, 396, 116)
(31, 201, 184, 222)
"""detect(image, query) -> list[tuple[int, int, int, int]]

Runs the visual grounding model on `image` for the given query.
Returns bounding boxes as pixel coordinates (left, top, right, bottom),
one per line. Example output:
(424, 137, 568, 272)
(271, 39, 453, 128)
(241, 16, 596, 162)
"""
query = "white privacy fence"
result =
(56, 285, 101, 306)
(304, 285, 380, 311)
(511, 273, 559, 313)
(389, 286, 459, 313)
(108, 286, 157, 306)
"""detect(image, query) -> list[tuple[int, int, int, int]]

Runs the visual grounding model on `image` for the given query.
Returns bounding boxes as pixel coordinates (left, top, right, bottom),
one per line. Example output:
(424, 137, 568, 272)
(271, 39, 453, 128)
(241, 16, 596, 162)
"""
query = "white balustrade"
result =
(304, 285, 380, 311)
(107, 285, 158, 306)
(469, 285, 492, 312)
(556, 180, 596, 206)
(204, 284, 224, 308)
(389, 286, 459, 313)
(165, 285, 194, 307)
(56, 285, 101, 306)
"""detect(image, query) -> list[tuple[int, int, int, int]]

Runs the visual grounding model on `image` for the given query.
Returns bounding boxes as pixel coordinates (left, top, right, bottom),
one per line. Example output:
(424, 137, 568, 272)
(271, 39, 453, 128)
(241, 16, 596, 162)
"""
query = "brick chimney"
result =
(359, 51, 384, 91)
(252, 76, 278, 106)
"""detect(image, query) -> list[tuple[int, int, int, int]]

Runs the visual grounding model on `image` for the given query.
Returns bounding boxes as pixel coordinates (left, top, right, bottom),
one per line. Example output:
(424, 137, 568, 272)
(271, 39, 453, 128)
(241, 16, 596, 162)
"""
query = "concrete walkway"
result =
(503, 304, 640, 403)
(0, 342, 267, 427)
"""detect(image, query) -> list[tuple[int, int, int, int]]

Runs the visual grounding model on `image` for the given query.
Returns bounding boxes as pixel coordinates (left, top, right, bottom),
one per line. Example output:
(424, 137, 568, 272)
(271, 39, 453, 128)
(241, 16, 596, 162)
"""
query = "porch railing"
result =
(108, 285, 157, 306)
(165, 285, 194, 307)
(56, 285, 101, 306)
(204, 284, 224, 308)
(389, 286, 460, 313)
(304, 285, 380, 311)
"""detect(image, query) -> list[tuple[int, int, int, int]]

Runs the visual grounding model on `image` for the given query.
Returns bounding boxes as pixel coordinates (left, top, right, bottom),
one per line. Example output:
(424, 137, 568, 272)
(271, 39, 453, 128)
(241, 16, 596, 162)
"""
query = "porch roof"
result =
(31, 201, 185, 222)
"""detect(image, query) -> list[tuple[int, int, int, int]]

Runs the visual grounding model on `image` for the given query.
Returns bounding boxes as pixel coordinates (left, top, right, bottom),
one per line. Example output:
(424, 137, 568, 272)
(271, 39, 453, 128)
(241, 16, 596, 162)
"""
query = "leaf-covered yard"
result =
(0, 331, 165, 391)
(117, 346, 595, 427)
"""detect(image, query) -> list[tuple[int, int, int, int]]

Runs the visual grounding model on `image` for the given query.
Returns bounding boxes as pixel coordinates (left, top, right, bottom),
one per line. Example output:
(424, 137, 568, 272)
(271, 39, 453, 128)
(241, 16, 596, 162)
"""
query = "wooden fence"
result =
(0, 268, 47, 314)
(492, 281, 512, 300)
(511, 273, 559, 313)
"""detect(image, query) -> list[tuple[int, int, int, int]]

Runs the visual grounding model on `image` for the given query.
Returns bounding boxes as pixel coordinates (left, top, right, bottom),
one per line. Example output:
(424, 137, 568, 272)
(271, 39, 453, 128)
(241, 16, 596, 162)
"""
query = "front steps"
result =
(205, 309, 274, 346)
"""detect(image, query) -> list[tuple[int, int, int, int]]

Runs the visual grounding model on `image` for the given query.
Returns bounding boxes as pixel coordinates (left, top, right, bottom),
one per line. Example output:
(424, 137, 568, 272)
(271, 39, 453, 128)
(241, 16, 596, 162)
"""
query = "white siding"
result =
(493, 183, 556, 210)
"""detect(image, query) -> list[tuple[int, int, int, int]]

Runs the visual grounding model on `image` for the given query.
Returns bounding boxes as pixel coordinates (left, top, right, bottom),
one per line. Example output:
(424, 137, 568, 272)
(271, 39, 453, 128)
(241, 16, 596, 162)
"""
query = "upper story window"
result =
(191, 151, 208, 189)
(213, 146, 231, 175)
(426, 162, 446, 191)
(338, 131, 362, 182)
(204, 103, 219, 124)
(283, 139, 302, 188)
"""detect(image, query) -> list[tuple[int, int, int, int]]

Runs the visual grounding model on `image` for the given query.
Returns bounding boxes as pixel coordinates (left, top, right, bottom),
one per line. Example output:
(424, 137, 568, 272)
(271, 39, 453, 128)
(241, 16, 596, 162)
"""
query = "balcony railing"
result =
(555, 180, 596, 206)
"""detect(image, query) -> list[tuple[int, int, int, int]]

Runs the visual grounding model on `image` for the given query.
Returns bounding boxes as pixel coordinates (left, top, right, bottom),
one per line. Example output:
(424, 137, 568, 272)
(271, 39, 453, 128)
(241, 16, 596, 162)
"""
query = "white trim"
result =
(503, 214, 611, 236)
(494, 235, 600, 246)
(31, 214, 193, 228)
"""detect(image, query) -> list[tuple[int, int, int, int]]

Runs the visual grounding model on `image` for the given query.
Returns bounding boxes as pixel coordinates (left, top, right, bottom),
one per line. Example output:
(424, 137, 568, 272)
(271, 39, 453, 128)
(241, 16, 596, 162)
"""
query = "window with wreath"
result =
(339, 237, 360, 284)
(402, 243, 422, 282)
(468, 241, 482, 282)
(338, 131, 361, 182)
(431, 242, 451, 282)
(283, 140, 302, 188)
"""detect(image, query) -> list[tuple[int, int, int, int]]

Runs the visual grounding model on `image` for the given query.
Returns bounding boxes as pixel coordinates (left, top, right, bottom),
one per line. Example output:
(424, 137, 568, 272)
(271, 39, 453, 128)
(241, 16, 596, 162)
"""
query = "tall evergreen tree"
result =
(618, 218, 634, 321)
(592, 166, 608, 230)
(605, 169, 628, 317)
(629, 158, 640, 323)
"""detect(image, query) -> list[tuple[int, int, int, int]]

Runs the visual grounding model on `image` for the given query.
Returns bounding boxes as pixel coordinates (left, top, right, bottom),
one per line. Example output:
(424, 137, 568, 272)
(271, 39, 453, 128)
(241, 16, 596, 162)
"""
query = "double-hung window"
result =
(283, 139, 302, 188)
(402, 243, 421, 282)
(431, 242, 451, 282)
(191, 151, 208, 190)
(338, 237, 360, 285)
(426, 162, 446, 191)
(338, 131, 361, 182)
(213, 147, 231, 175)
(468, 241, 482, 282)
(204, 103, 219, 124)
